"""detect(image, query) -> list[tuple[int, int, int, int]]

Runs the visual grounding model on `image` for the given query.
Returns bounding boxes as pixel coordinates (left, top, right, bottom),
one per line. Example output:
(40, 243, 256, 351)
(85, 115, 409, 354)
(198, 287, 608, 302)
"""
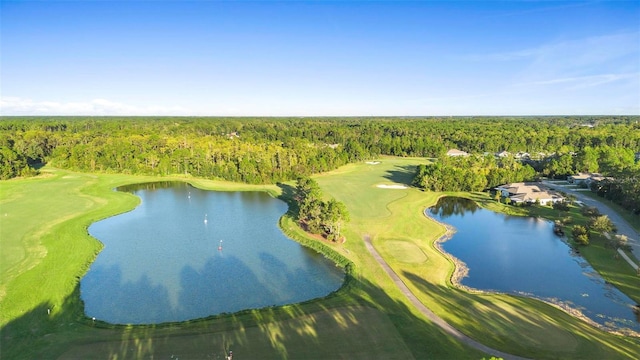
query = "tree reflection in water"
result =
(429, 197, 478, 218)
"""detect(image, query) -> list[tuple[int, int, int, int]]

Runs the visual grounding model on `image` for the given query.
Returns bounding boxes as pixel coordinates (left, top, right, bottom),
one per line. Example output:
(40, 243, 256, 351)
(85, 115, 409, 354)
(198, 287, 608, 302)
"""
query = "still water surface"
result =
(428, 197, 639, 333)
(81, 182, 344, 324)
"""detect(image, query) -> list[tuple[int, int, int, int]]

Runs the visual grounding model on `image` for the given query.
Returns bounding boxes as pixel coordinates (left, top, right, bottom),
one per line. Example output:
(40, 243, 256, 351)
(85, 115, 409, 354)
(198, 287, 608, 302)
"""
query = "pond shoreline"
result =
(82, 182, 345, 325)
(424, 201, 640, 338)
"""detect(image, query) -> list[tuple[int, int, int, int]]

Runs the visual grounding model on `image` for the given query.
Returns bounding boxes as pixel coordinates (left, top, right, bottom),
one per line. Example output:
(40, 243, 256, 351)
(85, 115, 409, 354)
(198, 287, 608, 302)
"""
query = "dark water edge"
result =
(81, 182, 344, 324)
(427, 197, 639, 335)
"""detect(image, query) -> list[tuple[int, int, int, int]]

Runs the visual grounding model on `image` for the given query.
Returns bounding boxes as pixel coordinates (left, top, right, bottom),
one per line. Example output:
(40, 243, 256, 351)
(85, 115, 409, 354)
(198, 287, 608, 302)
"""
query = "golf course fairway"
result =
(1, 158, 639, 359)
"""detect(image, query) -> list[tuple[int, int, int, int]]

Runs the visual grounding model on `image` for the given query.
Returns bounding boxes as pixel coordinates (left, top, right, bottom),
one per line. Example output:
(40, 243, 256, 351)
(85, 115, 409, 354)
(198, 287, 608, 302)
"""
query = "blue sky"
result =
(1, 1, 639, 116)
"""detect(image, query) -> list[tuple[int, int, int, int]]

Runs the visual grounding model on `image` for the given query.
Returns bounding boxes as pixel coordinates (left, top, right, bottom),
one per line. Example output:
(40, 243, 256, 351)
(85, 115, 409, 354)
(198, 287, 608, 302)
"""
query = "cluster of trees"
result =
(588, 176, 640, 215)
(0, 138, 36, 179)
(571, 207, 616, 246)
(412, 155, 536, 192)
(295, 177, 349, 242)
(571, 225, 590, 245)
(530, 146, 638, 214)
(539, 146, 638, 179)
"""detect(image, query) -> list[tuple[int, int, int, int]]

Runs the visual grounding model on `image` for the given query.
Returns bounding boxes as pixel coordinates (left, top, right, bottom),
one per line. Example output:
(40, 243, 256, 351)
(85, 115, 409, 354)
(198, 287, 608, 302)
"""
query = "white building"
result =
(495, 182, 564, 206)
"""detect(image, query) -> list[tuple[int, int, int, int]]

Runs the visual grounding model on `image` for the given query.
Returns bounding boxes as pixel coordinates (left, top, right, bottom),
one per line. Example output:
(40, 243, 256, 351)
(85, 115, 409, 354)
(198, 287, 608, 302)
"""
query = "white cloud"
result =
(522, 73, 640, 90)
(468, 32, 639, 67)
(0, 97, 192, 116)
(458, 31, 640, 114)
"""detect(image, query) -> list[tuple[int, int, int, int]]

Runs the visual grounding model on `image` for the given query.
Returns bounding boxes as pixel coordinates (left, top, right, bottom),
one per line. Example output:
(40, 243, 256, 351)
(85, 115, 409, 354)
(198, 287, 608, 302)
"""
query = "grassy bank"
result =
(2, 160, 639, 359)
(469, 192, 640, 303)
(576, 191, 640, 234)
(0, 167, 477, 359)
(315, 156, 640, 359)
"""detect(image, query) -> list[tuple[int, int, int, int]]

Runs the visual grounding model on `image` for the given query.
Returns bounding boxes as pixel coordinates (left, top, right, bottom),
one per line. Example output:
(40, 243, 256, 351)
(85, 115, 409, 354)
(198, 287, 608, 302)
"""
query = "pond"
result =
(427, 197, 639, 334)
(80, 182, 344, 325)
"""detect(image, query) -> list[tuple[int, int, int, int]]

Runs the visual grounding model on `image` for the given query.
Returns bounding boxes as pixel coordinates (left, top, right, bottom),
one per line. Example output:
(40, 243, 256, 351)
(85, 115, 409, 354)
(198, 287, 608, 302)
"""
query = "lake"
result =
(428, 197, 639, 334)
(80, 182, 344, 324)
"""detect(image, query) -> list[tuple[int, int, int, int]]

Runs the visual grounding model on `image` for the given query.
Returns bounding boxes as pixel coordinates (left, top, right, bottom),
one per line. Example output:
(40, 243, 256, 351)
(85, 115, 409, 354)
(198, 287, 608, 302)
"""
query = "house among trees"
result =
(567, 173, 592, 184)
(446, 148, 469, 157)
(495, 182, 564, 205)
(496, 150, 510, 158)
(567, 172, 613, 187)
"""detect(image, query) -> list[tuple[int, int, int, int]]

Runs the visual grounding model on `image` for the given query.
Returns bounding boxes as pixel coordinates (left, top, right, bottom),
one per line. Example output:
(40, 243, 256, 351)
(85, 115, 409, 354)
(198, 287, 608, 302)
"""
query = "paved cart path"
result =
(363, 235, 530, 360)
(542, 180, 640, 259)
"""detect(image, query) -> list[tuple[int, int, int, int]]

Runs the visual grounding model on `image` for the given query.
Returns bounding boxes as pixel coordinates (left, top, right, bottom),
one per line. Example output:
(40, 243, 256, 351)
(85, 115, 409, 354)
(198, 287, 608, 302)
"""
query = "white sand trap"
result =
(376, 184, 408, 189)
(366, 161, 381, 165)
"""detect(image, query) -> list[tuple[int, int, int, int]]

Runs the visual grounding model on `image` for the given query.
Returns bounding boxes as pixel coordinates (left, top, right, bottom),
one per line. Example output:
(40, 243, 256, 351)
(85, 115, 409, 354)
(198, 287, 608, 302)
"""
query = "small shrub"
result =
(616, 234, 631, 251)
(581, 206, 600, 217)
(552, 201, 570, 212)
(588, 215, 614, 234)
(572, 225, 590, 245)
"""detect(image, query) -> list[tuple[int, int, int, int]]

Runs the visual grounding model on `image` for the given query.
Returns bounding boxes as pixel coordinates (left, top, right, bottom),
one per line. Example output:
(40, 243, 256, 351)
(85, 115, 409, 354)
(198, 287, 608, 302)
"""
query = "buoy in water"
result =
(218, 240, 223, 251)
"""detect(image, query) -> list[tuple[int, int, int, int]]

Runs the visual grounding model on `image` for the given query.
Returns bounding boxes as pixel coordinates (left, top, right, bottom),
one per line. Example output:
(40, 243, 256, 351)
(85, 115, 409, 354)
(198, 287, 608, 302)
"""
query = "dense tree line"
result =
(589, 174, 640, 214)
(539, 146, 638, 179)
(295, 177, 349, 242)
(0, 137, 35, 179)
(535, 145, 640, 214)
(412, 154, 537, 192)
(2, 116, 639, 181)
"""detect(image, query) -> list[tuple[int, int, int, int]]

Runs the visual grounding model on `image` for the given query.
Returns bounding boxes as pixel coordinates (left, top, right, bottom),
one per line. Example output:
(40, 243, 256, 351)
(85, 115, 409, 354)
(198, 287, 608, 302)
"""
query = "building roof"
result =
(497, 182, 541, 194)
(510, 191, 563, 203)
(496, 182, 564, 203)
(569, 173, 591, 180)
(446, 149, 469, 156)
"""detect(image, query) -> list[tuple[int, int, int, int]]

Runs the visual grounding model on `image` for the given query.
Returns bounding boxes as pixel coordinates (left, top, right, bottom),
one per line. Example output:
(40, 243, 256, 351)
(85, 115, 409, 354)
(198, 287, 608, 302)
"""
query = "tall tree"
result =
(322, 199, 350, 241)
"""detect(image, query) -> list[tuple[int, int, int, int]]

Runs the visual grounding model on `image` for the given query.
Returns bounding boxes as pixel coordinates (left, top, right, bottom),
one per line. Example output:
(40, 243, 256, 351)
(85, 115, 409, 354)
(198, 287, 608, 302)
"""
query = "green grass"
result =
(0, 173, 94, 294)
(0, 167, 476, 359)
(316, 157, 640, 359)
(577, 190, 640, 234)
(383, 240, 428, 264)
(56, 306, 409, 360)
(2, 160, 639, 359)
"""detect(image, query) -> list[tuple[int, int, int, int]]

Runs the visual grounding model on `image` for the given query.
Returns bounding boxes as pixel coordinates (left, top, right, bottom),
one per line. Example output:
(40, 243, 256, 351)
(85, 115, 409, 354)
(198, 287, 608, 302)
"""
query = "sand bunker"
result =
(376, 184, 408, 189)
(366, 161, 381, 165)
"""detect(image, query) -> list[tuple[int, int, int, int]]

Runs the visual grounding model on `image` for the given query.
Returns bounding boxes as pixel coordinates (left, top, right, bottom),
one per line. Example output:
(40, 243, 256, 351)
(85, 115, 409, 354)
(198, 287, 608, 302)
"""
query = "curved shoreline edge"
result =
(363, 234, 531, 360)
(423, 199, 640, 338)
(81, 179, 353, 328)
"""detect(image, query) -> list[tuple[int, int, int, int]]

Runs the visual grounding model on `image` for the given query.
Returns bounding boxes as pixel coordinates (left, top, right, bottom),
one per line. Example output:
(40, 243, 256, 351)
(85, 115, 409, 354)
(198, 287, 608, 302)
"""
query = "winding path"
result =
(363, 234, 530, 360)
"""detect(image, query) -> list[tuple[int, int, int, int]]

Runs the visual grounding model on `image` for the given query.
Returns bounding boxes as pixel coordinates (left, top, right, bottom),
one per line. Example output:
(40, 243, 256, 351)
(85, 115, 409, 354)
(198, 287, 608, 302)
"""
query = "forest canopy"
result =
(1, 116, 638, 212)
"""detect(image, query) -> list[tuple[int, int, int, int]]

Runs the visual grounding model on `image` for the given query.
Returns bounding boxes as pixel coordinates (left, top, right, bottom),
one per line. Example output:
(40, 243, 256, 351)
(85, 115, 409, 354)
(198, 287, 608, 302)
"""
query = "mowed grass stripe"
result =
(0, 173, 94, 289)
(315, 157, 640, 359)
(0, 168, 421, 360)
(3, 161, 639, 359)
(383, 240, 428, 264)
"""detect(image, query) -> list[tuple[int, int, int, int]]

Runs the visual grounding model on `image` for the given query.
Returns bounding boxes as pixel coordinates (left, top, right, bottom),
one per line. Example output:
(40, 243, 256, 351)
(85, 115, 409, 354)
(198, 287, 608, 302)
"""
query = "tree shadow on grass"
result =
(383, 164, 418, 186)
(401, 270, 640, 360)
(1, 274, 485, 359)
